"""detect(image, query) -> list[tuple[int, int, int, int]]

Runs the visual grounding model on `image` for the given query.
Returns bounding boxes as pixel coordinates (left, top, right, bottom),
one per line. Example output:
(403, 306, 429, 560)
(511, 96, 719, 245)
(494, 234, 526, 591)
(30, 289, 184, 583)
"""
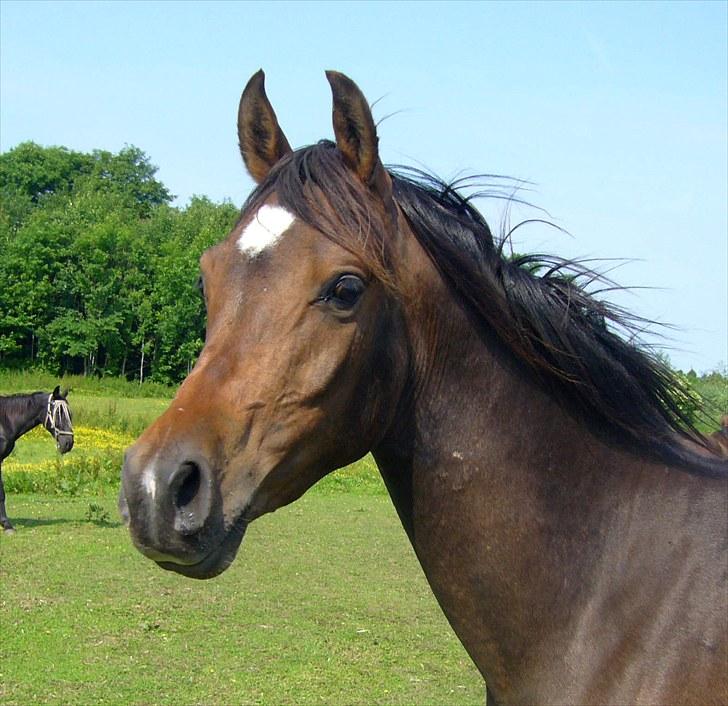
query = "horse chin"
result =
(156, 517, 249, 580)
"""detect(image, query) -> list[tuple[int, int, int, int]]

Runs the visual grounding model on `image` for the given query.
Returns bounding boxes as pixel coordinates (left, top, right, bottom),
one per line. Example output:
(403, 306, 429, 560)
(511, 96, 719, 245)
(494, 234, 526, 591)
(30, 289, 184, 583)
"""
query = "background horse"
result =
(121, 71, 728, 705)
(0, 386, 74, 532)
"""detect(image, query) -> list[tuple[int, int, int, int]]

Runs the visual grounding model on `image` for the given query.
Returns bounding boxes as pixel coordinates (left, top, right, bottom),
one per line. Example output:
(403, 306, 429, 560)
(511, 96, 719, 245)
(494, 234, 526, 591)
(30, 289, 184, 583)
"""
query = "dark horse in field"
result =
(120, 71, 728, 705)
(0, 386, 74, 532)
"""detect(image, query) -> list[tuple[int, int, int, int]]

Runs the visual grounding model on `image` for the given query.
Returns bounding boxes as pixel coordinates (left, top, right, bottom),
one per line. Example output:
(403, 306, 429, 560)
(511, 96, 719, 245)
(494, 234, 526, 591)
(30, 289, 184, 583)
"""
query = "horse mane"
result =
(0, 391, 46, 427)
(242, 141, 726, 477)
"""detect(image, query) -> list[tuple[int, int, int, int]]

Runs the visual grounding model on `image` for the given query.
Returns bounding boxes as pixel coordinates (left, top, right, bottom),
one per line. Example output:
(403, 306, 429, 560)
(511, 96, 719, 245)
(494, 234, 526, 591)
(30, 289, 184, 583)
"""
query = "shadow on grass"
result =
(5, 517, 122, 529)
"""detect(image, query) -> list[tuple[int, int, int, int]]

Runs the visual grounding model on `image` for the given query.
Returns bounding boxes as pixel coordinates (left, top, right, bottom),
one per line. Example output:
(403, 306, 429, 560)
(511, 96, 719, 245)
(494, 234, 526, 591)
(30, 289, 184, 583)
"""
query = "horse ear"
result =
(52, 385, 61, 398)
(238, 69, 292, 184)
(326, 71, 393, 209)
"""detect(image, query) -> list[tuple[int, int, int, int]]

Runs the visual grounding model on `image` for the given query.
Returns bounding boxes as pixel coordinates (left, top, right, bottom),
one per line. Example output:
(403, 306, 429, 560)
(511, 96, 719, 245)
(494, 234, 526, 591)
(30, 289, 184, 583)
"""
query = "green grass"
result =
(1, 379, 385, 497)
(0, 377, 458, 702)
(67, 395, 171, 435)
(0, 369, 172, 498)
(0, 369, 177, 399)
(0, 369, 173, 437)
(7, 366, 720, 704)
(2, 426, 384, 499)
(0, 493, 483, 705)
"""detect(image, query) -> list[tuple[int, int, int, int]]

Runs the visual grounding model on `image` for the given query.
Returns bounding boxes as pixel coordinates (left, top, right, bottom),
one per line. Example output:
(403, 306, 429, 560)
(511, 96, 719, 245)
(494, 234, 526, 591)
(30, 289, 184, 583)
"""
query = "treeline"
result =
(0, 142, 239, 383)
(2, 141, 726, 406)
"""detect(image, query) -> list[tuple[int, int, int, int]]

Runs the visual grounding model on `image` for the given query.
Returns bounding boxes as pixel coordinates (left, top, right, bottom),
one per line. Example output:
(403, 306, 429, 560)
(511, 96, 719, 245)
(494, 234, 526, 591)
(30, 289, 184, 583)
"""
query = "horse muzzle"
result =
(57, 436, 74, 454)
(120, 445, 246, 579)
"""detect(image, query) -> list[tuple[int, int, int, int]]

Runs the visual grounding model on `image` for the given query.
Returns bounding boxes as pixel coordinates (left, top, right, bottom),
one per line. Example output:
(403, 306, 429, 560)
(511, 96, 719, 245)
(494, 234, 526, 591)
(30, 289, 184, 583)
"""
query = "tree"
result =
(0, 142, 237, 381)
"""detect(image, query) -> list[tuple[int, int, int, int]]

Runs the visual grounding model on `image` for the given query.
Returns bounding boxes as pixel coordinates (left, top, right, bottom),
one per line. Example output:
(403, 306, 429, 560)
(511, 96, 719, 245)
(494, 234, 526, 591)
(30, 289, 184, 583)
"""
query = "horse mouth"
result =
(156, 516, 249, 580)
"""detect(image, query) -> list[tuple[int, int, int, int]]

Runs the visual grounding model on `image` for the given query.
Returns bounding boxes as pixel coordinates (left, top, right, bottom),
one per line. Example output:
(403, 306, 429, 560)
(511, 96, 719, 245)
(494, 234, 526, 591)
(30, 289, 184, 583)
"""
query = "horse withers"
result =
(0, 386, 74, 532)
(120, 71, 728, 705)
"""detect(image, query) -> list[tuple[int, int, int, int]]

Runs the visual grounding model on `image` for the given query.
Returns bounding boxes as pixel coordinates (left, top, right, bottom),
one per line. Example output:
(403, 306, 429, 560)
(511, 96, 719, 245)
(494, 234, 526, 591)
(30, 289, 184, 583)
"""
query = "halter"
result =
(46, 395, 73, 441)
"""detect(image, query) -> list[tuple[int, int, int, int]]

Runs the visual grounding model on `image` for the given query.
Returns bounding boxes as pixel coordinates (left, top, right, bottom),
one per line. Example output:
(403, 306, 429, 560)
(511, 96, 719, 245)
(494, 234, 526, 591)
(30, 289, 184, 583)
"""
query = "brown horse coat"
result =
(121, 71, 728, 705)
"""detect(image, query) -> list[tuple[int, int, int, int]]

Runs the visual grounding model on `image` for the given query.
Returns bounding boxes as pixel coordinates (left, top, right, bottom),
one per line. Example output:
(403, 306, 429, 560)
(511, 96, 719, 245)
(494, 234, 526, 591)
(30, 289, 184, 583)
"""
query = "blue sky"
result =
(1, 0, 726, 372)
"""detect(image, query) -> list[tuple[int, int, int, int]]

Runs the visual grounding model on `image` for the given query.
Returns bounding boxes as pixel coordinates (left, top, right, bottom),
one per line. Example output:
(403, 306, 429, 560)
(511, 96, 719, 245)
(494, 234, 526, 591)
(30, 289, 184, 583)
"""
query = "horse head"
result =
(44, 385, 74, 454)
(120, 71, 409, 578)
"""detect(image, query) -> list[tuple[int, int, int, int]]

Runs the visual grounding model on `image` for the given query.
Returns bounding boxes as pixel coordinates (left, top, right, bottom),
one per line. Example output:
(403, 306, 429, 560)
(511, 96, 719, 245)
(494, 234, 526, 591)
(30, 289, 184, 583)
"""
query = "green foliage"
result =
(0, 142, 93, 232)
(3, 450, 124, 496)
(0, 142, 239, 384)
(84, 502, 112, 525)
(4, 438, 384, 498)
(0, 369, 175, 399)
(683, 365, 728, 433)
(647, 355, 727, 434)
(669, 366, 705, 427)
(0, 375, 385, 497)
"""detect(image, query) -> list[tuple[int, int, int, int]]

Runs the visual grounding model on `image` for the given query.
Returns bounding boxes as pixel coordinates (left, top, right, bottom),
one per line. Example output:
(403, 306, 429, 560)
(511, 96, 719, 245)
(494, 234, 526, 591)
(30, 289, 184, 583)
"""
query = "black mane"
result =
(0, 392, 46, 426)
(244, 141, 726, 477)
(391, 169, 727, 476)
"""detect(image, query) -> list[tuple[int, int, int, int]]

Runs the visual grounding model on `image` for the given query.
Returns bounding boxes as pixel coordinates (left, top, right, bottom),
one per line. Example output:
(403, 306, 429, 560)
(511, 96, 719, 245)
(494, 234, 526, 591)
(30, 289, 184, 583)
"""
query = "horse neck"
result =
(0, 393, 47, 440)
(371, 226, 716, 698)
(374, 220, 622, 523)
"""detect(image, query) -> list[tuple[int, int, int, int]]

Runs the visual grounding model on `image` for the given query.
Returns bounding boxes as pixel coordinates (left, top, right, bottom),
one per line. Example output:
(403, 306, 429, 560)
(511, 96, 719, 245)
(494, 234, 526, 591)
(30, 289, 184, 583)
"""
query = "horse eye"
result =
(327, 275, 366, 310)
(197, 276, 206, 299)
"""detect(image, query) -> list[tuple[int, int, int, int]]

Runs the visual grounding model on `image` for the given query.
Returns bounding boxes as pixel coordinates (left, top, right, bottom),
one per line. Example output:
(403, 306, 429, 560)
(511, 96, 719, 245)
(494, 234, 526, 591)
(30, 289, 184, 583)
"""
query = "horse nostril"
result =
(174, 462, 201, 510)
(169, 461, 211, 536)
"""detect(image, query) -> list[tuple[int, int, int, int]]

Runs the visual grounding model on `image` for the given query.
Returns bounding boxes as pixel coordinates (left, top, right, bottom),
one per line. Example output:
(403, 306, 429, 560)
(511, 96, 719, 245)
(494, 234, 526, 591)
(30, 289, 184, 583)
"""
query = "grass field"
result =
(3, 365, 724, 704)
(0, 494, 483, 706)
(0, 372, 483, 704)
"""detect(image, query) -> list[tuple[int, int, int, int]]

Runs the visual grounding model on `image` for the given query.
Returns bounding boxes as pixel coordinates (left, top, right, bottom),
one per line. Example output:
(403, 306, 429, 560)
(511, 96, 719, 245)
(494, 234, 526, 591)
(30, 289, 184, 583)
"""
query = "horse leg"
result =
(0, 464, 14, 533)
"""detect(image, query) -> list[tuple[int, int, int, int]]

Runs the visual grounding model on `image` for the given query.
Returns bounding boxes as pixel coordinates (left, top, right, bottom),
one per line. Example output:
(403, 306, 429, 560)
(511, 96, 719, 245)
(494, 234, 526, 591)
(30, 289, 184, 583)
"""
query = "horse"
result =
(709, 414, 728, 457)
(120, 71, 728, 705)
(0, 385, 74, 532)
